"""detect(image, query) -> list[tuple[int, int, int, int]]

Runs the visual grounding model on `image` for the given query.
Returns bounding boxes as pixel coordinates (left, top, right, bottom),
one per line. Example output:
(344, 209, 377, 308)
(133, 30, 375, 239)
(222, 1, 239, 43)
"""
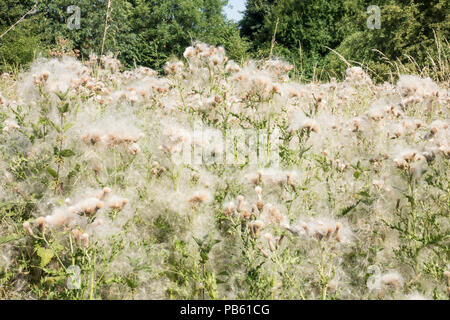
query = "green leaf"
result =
(60, 149, 75, 157)
(55, 90, 69, 101)
(67, 163, 81, 181)
(0, 234, 21, 246)
(36, 247, 54, 268)
(49, 120, 61, 133)
(340, 201, 361, 216)
(47, 167, 58, 178)
(63, 122, 74, 132)
(58, 102, 69, 114)
(357, 190, 370, 198)
(192, 236, 203, 247)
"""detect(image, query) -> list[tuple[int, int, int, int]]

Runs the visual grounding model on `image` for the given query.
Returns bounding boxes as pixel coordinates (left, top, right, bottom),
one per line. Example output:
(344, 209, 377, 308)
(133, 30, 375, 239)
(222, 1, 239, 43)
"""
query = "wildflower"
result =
(264, 233, 275, 251)
(80, 233, 89, 247)
(381, 272, 403, 289)
(265, 204, 286, 225)
(444, 271, 450, 285)
(368, 271, 403, 291)
(257, 246, 269, 258)
(72, 229, 82, 245)
(77, 197, 104, 215)
(345, 67, 372, 86)
(286, 172, 297, 187)
(223, 202, 236, 216)
(22, 221, 34, 236)
(403, 292, 428, 300)
(301, 119, 319, 133)
(188, 191, 210, 204)
(183, 46, 197, 59)
(429, 120, 448, 136)
(2, 119, 20, 132)
(164, 60, 184, 75)
(108, 196, 129, 210)
(41, 71, 50, 81)
(92, 219, 103, 228)
(335, 159, 349, 172)
(236, 195, 245, 211)
(249, 220, 264, 237)
(372, 180, 384, 189)
(241, 209, 252, 220)
(352, 117, 365, 132)
(35, 217, 46, 231)
(128, 143, 141, 155)
(44, 208, 76, 228)
(92, 163, 101, 174)
(81, 130, 102, 145)
(225, 60, 241, 73)
(397, 75, 439, 99)
(393, 158, 408, 169)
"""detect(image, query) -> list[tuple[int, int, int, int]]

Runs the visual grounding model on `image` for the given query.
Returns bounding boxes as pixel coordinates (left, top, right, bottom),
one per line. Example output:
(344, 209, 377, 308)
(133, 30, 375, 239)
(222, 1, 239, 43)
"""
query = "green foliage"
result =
(0, 0, 249, 71)
(1, 0, 448, 80)
(241, 0, 449, 81)
(0, 1, 42, 71)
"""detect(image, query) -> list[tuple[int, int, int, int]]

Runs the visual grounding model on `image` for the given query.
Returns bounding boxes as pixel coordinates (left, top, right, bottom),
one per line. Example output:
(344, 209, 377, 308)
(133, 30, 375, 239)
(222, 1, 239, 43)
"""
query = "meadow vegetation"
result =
(0, 41, 448, 299)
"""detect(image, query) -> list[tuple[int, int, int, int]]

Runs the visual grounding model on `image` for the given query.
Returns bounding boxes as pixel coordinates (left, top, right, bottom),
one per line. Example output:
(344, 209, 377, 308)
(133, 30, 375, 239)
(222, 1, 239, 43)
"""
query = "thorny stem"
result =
(69, 234, 75, 266)
(42, 230, 67, 272)
(100, 0, 112, 58)
(0, 2, 38, 39)
(113, 146, 117, 186)
(54, 112, 64, 195)
(89, 251, 97, 300)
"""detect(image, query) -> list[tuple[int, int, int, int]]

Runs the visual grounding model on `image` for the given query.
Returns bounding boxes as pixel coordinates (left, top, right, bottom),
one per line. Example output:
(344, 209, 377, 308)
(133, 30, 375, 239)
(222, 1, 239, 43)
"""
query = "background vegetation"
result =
(0, 0, 449, 81)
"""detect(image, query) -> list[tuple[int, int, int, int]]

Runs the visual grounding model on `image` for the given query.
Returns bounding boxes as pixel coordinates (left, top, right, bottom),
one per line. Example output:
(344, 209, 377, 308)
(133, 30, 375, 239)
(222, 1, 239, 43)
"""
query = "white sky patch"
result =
(223, 0, 246, 22)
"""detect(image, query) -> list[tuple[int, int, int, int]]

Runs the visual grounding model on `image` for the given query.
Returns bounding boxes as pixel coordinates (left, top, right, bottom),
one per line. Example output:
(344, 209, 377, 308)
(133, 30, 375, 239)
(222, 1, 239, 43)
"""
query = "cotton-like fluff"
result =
(225, 60, 241, 73)
(287, 217, 352, 244)
(344, 67, 373, 87)
(43, 208, 81, 228)
(367, 270, 404, 292)
(245, 169, 298, 188)
(187, 190, 211, 205)
(71, 197, 104, 215)
(403, 292, 429, 300)
(164, 59, 184, 75)
(18, 56, 88, 102)
(80, 117, 145, 148)
(2, 119, 20, 132)
(288, 111, 319, 133)
(107, 195, 129, 210)
(260, 203, 288, 227)
(397, 75, 439, 99)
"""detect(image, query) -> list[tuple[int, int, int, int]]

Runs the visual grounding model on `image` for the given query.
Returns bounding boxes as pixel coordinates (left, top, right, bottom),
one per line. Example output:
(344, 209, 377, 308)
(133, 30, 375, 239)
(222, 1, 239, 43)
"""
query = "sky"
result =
(223, 0, 246, 22)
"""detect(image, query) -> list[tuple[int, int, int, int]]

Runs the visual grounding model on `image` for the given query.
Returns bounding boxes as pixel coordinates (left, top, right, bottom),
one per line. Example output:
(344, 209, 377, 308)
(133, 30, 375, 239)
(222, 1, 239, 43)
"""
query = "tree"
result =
(0, 0, 249, 71)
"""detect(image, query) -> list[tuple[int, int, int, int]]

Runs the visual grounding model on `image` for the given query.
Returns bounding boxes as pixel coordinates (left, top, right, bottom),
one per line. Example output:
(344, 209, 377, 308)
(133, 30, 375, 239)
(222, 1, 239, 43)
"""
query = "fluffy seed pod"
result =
(23, 221, 34, 236)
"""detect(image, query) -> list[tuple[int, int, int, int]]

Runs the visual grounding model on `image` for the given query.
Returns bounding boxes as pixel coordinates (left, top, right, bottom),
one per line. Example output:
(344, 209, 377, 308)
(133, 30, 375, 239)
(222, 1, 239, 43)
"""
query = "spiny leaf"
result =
(60, 149, 75, 157)
(340, 200, 361, 216)
(36, 247, 54, 268)
(47, 167, 58, 178)
(0, 234, 21, 246)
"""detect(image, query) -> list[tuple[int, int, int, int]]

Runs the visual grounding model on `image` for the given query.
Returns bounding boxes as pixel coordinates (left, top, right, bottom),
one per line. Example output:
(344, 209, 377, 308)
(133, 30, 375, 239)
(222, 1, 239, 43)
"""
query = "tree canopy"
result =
(0, 0, 448, 81)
